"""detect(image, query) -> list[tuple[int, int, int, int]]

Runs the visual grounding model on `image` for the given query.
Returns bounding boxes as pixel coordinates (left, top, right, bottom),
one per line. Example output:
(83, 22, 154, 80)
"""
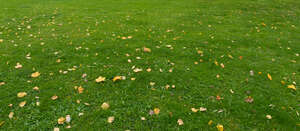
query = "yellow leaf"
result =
(177, 119, 184, 125)
(31, 72, 40, 78)
(95, 76, 106, 83)
(101, 102, 110, 110)
(15, 63, 22, 69)
(57, 117, 66, 124)
(154, 108, 160, 115)
(191, 108, 199, 112)
(216, 124, 224, 131)
(19, 101, 26, 107)
(287, 85, 296, 90)
(143, 47, 151, 53)
(78, 86, 84, 94)
(208, 120, 213, 125)
(267, 73, 272, 80)
(51, 95, 58, 100)
(8, 112, 14, 119)
(0, 121, 4, 127)
(107, 116, 114, 123)
(113, 76, 122, 82)
(17, 92, 27, 98)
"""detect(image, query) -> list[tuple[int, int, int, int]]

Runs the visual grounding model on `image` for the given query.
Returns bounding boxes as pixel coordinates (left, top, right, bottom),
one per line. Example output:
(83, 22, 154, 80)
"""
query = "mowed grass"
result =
(0, 0, 299, 130)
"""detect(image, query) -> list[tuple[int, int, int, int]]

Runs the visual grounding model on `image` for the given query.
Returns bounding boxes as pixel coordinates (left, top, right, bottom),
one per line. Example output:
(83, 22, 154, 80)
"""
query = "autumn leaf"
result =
(101, 102, 110, 110)
(266, 115, 272, 119)
(244, 96, 254, 103)
(78, 86, 84, 94)
(191, 108, 199, 112)
(15, 63, 22, 69)
(208, 120, 213, 125)
(113, 76, 122, 82)
(8, 112, 14, 119)
(51, 95, 58, 100)
(287, 85, 296, 90)
(177, 119, 184, 125)
(95, 76, 106, 83)
(216, 124, 224, 131)
(154, 108, 160, 115)
(267, 73, 272, 80)
(107, 116, 114, 123)
(199, 107, 207, 112)
(19, 101, 26, 107)
(31, 72, 40, 78)
(57, 117, 66, 124)
(143, 47, 151, 52)
(17, 92, 27, 98)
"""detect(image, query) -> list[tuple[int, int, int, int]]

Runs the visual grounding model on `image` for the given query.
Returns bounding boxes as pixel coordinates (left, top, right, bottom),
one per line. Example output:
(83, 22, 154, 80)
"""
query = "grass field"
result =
(0, 0, 299, 130)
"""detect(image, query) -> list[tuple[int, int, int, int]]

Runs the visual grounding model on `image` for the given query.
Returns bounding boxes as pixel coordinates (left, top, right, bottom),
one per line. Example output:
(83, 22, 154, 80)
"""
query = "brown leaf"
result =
(143, 47, 151, 53)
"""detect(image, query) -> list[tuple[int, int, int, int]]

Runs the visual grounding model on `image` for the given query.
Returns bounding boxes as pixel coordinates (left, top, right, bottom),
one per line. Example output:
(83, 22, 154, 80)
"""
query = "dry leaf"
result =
(154, 108, 160, 115)
(101, 102, 110, 110)
(65, 115, 71, 123)
(216, 124, 224, 131)
(53, 127, 60, 131)
(133, 68, 142, 73)
(143, 47, 151, 52)
(78, 86, 84, 94)
(15, 63, 22, 69)
(51, 95, 58, 100)
(8, 112, 14, 119)
(17, 92, 27, 98)
(287, 85, 296, 90)
(208, 120, 213, 125)
(95, 76, 106, 83)
(266, 115, 272, 119)
(191, 108, 199, 112)
(113, 76, 122, 82)
(267, 73, 272, 80)
(31, 72, 40, 78)
(57, 117, 66, 124)
(33, 86, 39, 91)
(107, 116, 114, 123)
(199, 107, 207, 112)
(19, 101, 26, 107)
(177, 119, 184, 125)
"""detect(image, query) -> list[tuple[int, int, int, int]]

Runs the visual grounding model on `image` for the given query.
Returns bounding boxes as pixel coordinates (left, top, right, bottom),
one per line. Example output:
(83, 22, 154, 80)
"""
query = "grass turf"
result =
(0, 0, 299, 130)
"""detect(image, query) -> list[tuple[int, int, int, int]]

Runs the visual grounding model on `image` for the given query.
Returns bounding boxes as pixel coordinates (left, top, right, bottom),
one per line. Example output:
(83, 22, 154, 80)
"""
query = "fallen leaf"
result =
(287, 85, 296, 90)
(266, 115, 272, 119)
(65, 115, 71, 123)
(267, 73, 272, 80)
(199, 107, 207, 112)
(154, 108, 160, 115)
(33, 86, 39, 91)
(17, 92, 27, 98)
(19, 101, 26, 107)
(107, 116, 114, 123)
(113, 76, 122, 82)
(53, 127, 60, 131)
(78, 86, 84, 94)
(51, 95, 58, 100)
(0, 121, 4, 127)
(95, 76, 106, 83)
(8, 112, 14, 119)
(191, 108, 199, 112)
(177, 119, 184, 125)
(15, 63, 22, 69)
(31, 72, 40, 78)
(101, 102, 110, 110)
(143, 47, 151, 52)
(57, 117, 66, 124)
(216, 124, 224, 131)
(208, 120, 213, 125)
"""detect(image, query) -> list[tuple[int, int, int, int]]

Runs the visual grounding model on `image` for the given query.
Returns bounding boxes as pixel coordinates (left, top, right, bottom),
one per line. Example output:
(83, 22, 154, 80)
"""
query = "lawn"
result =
(0, 0, 299, 130)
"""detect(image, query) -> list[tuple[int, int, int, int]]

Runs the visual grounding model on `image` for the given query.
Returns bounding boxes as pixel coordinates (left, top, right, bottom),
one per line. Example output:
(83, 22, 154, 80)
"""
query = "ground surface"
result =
(0, 0, 299, 130)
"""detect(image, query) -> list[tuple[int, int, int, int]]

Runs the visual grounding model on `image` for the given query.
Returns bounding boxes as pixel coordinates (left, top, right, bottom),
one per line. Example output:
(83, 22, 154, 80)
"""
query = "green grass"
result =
(0, 0, 299, 130)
